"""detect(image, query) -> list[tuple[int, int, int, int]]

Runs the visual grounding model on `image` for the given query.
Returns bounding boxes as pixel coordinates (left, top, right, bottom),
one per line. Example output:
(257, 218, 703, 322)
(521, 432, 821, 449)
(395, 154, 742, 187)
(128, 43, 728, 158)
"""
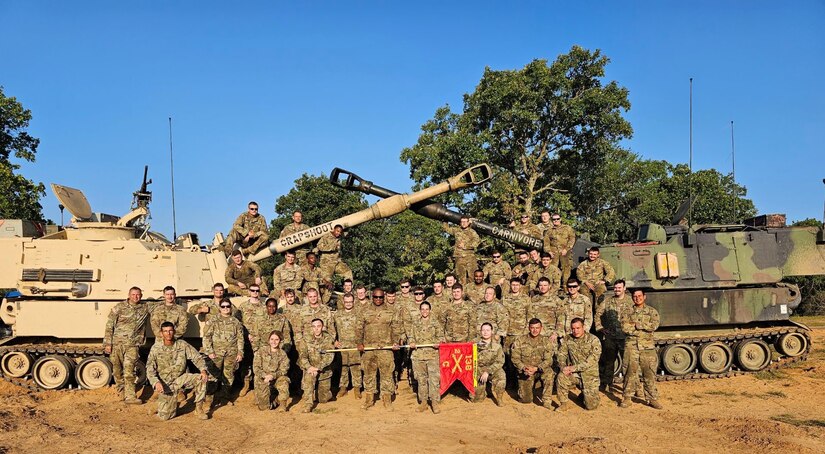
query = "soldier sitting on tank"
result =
(225, 249, 268, 296)
(224, 201, 269, 257)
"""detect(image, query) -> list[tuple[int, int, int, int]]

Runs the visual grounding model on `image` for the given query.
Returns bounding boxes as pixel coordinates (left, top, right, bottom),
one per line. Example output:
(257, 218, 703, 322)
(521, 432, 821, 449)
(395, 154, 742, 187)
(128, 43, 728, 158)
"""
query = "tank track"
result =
(654, 325, 812, 381)
(0, 343, 105, 392)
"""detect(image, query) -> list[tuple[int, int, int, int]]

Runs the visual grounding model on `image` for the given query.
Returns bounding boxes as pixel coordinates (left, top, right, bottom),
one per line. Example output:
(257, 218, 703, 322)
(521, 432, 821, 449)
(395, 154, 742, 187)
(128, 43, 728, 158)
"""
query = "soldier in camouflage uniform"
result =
(298, 319, 336, 413)
(543, 213, 576, 289)
(357, 288, 401, 410)
(297, 288, 337, 343)
(333, 293, 362, 398)
(476, 287, 509, 342)
(237, 285, 266, 396)
(103, 286, 149, 404)
(576, 247, 615, 306)
(555, 318, 602, 411)
(465, 270, 487, 304)
(444, 273, 458, 293)
(502, 278, 531, 389)
(536, 253, 562, 293)
(190, 283, 240, 323)
(620, 289, 663, 409)
(529, 278, 564, 339)
(149, 286, 189, 340)
(254, 330, 291, 411)
(315, 224, 353, 283)
(279, 289, 303, 396)
(225, 250, 268, 296)
(474, 323, 507, 406)
(147, 322, 209, 420)
(595, 279, 633, 389)
(407, 301, 446, 414)
(428, 281, 450, 316)
(510, 318, 556, 408)
(512, 251, 539, 294)
(512, 213, 542, 254)
(483, 250, 512, 298)
(279, 210, 310, 264)
(301, 252, 331, 305)
(537, 210, 552, 236)
(441, 285, 477, 343)
(224, 201, 269, 256)
(559, 278, 593, 334)
(252, 298, 293, 352)
(396, 279, 414, 307)
(202, 298, 244, 408)
(272, 250, 304, 302)
(443, 216, 481, 285)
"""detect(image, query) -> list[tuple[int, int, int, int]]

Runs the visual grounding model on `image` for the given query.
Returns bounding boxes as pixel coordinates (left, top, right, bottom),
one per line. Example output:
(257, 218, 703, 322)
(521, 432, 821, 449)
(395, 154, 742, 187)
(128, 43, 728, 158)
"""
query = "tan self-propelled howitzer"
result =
(246, 163, 492, 262)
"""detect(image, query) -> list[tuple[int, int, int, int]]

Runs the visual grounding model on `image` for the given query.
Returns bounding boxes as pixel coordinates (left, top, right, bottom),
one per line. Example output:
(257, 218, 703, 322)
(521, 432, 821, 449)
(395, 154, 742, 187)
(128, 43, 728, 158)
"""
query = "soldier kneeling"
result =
(253, 330, 291, 411)
(146, 322, 209, 420)
(555, 317, 601, 412)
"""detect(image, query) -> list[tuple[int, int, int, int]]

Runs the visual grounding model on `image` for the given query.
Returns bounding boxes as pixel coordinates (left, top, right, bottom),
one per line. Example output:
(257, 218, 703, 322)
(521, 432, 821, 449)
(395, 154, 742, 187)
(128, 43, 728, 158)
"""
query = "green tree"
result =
(787, 218, 825, 316)
(401, 46, 633, 224)
(0, 86, 45, 219)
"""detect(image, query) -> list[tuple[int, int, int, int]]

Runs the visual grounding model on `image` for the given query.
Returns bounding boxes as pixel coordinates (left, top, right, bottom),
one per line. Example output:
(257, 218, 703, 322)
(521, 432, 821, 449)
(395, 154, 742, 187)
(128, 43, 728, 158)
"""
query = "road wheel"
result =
(75, 356, 113, 389)
(697, 342, 733, 374)
(776, 332, 807, 358)
(32, 355, 74, 390)
(736, 339, 771, 372)
(660, 344, 697, 376)
(1, 351, 33, 378)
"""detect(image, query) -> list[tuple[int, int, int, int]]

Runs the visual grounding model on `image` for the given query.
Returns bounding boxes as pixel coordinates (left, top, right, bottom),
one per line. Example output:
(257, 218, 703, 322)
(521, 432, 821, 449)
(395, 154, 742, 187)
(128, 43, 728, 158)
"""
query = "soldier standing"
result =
(279, 210, 310, 264)
(544, 213, 576, 289)
(300, 252, 331, 305)
(146, 322, 209, 420)
(237, 285, 266, 396)
(441, 284, 477, 343)
(149, 286, 189, 340)
(537, 210, 552, 236)
(408, 301, 446, 414)
(272, 250, 304, 302)
(333, 293, 362, 398)
(474, 323, 506, 406)
(396, 279, 414, 306)
(428, 280, 449, 315)
(252, 298, 293, 353)
(595, 279, 633, 390)
(253, 330, 291, 411)
(483, 250, 512, 297)
(297, 288, 337, 343)
(559, 278, 593, 334)
(512, 213, 542, 253)
(103, 286, 149, 405)
(576, 246, 615, 306)
(225, 250, 267, 297)
(620, 289, 663, 409)
(298, 319, 336, 413)
(279, 289, 303, 396)
(512, 251, 539, 294)
(443, 216, 481, 285)
(510, 318, 556, 408)
(190, 283, 239, 322)
(224, 201, 269, 257)
(529, 278, 563, 339)
(315, 224, 353, 284)
(536, 253, 562, 293)
(465, 270, 487, 304)
(357, 288, 400, 410)
(502, 278, 531, 389)
(202, 298, 244, 408)
(476, 287, 508, 342)
(555, 318, 602, 411)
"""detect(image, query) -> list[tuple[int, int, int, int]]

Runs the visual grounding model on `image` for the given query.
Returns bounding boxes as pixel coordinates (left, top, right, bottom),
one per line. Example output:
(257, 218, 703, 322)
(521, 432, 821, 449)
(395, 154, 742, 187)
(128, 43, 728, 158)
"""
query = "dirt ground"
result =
(2, 323, 824, 454)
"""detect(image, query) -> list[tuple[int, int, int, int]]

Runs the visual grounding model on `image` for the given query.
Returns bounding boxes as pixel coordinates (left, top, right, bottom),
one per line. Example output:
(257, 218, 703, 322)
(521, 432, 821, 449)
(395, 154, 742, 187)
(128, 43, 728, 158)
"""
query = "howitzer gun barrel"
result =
(329, 167, 544, 250)
(248, 164, 493, 262)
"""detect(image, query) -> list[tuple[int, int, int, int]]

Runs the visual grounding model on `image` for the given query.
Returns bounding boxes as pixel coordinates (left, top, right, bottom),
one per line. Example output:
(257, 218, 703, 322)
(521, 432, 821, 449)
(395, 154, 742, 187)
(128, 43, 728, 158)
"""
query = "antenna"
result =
(169, 117, 178, 241)
(58, 204, 64, 226)
(730, 120, 736, 223)
(688, 78, 694, 228)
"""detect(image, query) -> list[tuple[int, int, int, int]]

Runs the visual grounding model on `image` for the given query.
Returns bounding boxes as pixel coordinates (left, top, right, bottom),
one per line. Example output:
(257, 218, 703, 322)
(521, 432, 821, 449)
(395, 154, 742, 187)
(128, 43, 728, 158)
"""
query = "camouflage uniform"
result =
(149, 302, 189, 340)
(225, 261, 267, 296)
(621, 305, 660, 403)
(483, 261, 512, 292)
(250, 312, 293, 352)
(146, 339, 208, 420)
(475, 300, 509, 342)
(529, 293, 564, 337)
(279, 302, 304, 395)
(395, 292, 414, 308)
(315, 232, 353, 283)
(502, 292, 531, 351)
(272, 261, 304, 300)
(474, 338, 506, 403)
(595, 294, 633, 386)
(536, 263, 562, 292)
(443, 223, 480, 284)
(224, 212, 269, 256)
(556, 332, 602, 410)
(441, 301, 477, 342)
(510, 334, 556, 405)
(103, 299, 149, 400)
(544, 223, 576, 288)
(296, 304, 336, 344)
(298, 331, 336, 410)
(558, 293, 593, 334)
(464, 283, 487, 304)
(333, 308, 362, 392)
(428, 292, 450, 317)
(279, 221, 310, 264)
(513, 222, 542, 253)
(407, 315, 446, 404)
(280, 303, 303, 338)
(253, 346, 290, 410)
(576, 257, 615, 305)
(203, 314, 245, 389)
(300, 263, 328, 303)
(356, 304, 400, 398)
(238, 299, 266, 328)
(237, 298, 266, 391)
(189, 298, 240, 323)
(512, 261, 539, 294)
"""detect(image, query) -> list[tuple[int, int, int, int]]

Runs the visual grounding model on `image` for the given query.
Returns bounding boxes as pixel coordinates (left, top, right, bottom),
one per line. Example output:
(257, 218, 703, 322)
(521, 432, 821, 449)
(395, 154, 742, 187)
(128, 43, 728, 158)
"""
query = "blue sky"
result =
(2, 1, 823, 240)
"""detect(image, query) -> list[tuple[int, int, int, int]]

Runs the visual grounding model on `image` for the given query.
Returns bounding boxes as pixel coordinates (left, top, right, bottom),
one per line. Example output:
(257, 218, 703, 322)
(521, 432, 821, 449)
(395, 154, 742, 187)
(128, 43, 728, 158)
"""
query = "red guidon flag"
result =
(439, 342, 477, 395)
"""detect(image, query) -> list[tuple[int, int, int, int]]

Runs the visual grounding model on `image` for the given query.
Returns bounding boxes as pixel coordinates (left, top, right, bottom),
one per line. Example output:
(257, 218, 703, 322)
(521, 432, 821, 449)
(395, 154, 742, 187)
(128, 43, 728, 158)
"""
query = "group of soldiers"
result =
(102, 204, 663, 420)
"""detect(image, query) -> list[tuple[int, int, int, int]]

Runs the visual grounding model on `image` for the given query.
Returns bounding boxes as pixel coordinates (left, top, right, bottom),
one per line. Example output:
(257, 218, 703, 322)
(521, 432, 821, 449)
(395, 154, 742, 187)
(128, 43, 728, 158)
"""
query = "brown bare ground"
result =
(1, 328, 824, 454)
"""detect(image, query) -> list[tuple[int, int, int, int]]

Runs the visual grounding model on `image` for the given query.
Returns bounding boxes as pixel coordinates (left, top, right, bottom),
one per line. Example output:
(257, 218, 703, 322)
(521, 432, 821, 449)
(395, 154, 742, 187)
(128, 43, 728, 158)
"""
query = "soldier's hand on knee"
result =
(104, 345, 111, 355)
(154, 382, 164, 394)
(562, 366, 574, 376)
(200, 370, 208, 383)
(208, 353, 216, 359)
(479, 372, 489, 384)
(264, 374, 274, 383)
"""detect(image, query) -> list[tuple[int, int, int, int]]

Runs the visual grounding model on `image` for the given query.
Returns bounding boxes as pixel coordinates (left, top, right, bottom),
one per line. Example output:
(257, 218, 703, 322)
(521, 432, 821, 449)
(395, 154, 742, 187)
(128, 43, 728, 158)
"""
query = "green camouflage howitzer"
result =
(247, 164, 493, 262)
(591, 214, 825, 381)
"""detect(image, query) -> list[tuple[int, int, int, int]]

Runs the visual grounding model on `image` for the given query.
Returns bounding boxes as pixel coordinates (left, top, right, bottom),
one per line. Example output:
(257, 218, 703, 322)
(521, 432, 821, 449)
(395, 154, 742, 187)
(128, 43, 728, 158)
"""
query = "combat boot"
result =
(195, 401, 209, 420)
(218, 388, 234, 406)
(276, 398, 289, 412)
(619, 399, 631, 408)
(555, 401, 571, 412)
(361, 393, 374, 410)
(416, 400, 429, 412)
(354, 388, 362, 399)
(431, 400, 441, 414)
(648, 400, 663, 410)
(337, 387, 348, 398)
(124, 397, 142, 405)
(239, 376, 251, 397)
(301, 399, 314, 413)
(493, 386, 506, 407)
(203, 394, 215, 413)
(636, 388, 645, 399)
(382, 394, 393, 411)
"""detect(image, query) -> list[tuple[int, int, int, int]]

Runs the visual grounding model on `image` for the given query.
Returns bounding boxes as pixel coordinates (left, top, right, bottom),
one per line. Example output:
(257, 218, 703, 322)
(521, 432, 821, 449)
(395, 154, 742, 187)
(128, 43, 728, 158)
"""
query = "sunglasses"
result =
(552, 218, 561, 221)
(567, 285, 579, 289)
(400, 285, 410, 288)
(250, 289, 260, 293)
(220, 305, 232, 309)
(414, 292, 425, 295)
(249, 208, 259, 211)
(492, 255, 501, 258)
(372, 295, 384, 299)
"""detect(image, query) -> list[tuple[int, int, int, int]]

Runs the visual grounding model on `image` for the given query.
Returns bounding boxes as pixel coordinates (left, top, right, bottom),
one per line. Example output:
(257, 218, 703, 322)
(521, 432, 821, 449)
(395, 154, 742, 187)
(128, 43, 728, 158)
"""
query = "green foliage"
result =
(788, 218, 825, 315)
(0, 86, 45, 220)
(267, 174, 450, 289)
